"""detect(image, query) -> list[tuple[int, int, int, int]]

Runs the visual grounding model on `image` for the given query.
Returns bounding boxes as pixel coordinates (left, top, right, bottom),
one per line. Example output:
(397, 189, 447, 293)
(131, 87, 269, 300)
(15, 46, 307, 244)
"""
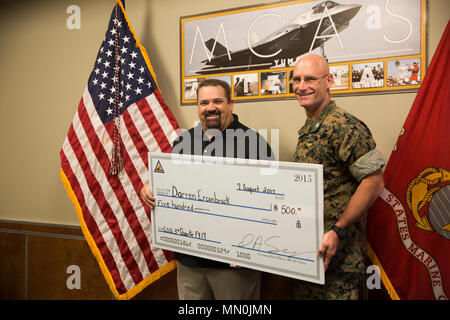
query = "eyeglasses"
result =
(292, 74, 329, 85)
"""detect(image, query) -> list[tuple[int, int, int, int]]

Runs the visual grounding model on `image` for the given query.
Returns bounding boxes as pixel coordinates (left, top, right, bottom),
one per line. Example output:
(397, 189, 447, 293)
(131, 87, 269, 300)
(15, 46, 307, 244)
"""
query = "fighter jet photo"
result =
(196, 1, 361, 75)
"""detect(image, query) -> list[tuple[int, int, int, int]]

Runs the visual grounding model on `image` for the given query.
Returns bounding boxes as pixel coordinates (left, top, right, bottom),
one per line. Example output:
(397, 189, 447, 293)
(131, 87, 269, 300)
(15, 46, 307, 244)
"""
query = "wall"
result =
(0, 220, 179, 299)
(0, 0, 447, 301)
(0, 0, 448, 225)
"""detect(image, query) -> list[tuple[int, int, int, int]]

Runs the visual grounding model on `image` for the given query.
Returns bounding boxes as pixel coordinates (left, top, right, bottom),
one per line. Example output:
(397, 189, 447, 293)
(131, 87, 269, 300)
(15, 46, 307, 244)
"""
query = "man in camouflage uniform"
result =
(292, 54, 385, 299)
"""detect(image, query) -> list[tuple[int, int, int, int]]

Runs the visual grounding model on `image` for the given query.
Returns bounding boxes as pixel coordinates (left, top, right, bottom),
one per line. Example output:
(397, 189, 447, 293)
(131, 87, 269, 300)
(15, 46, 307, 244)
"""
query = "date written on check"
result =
(149, 152, 324, 284)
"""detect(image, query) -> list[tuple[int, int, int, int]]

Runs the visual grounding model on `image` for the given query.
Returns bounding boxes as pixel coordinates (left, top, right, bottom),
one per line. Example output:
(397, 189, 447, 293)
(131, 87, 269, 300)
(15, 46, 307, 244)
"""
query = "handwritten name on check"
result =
(149, 152, 324, 284)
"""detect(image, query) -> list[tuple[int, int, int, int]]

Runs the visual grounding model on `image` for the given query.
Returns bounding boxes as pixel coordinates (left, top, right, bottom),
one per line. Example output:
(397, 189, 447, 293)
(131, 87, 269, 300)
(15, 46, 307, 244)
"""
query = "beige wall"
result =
(0, 0, 448, 225)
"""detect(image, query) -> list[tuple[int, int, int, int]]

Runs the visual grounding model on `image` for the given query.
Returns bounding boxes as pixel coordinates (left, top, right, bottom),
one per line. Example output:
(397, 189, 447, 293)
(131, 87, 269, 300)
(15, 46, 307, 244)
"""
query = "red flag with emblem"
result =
(366, 21, 450, 300)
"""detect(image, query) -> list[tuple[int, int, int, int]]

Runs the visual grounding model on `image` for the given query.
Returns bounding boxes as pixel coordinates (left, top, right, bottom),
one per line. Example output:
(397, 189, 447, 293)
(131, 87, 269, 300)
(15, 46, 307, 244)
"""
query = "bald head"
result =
(292, 54, 333, 119)
(295, 54, 330, 76)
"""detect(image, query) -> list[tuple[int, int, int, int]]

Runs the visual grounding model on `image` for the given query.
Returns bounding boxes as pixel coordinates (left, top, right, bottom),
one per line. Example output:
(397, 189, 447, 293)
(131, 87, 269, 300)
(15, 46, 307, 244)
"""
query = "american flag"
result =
(60, 0, 179, 299)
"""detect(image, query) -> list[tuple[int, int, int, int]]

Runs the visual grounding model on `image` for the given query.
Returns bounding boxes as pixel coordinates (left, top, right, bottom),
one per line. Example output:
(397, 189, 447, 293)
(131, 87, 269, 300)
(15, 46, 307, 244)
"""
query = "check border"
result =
(149, 152, 324, 284)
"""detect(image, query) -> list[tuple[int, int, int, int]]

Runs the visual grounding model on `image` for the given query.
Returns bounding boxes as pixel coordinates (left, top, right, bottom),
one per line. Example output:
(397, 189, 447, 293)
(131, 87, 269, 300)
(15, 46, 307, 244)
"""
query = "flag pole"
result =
(110, 1, 123, 175)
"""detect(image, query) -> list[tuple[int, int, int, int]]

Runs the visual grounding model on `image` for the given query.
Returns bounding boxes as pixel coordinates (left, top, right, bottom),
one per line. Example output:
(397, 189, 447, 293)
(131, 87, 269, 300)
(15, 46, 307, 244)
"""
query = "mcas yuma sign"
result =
(181, 0, 426, 104)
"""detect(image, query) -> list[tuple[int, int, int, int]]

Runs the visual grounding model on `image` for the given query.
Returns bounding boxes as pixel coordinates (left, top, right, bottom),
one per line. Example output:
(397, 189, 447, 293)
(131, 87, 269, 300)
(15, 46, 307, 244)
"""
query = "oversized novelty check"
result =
(149, 152, 324, 284)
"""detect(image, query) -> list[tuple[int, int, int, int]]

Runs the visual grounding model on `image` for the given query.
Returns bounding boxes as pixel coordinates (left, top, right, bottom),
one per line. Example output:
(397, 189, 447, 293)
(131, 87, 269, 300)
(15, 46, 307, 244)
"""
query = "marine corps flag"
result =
(367, 22, 450, 300)
(60, 0, 179, 299)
